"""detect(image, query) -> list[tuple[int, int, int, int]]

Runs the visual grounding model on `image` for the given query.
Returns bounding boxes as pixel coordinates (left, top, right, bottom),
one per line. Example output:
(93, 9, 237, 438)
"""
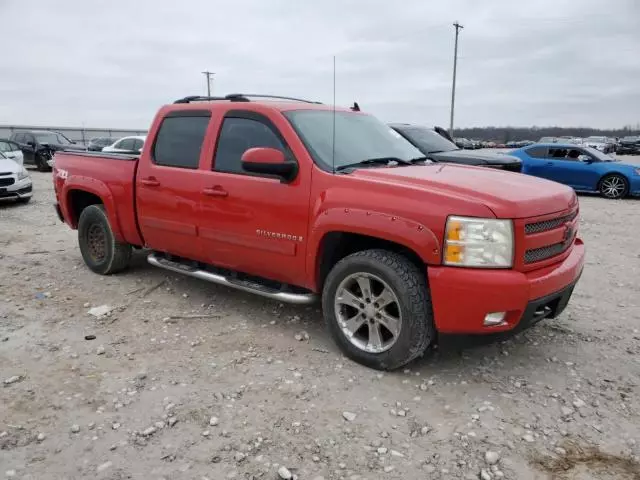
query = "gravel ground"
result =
(1, 159, 639, 480)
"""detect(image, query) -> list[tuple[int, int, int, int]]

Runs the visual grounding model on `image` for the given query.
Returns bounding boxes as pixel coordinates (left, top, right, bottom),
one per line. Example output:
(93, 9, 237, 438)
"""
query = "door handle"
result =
(141, 177, 160, 187)
(546, 162, 554, 166)
(202, 186, 228, 198)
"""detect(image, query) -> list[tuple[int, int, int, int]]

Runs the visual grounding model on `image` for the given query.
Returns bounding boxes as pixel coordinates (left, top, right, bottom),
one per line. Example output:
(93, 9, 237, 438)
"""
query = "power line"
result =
(449, 22, 464, 136)
(201, 71, 215, 97)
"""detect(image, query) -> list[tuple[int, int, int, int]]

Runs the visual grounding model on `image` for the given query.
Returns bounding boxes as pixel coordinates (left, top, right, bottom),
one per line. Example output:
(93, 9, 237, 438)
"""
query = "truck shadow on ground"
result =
(127, 250, 568, 379)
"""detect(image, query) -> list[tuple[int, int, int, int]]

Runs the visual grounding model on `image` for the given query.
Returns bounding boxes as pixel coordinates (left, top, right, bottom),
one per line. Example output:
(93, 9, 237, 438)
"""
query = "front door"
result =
(19, 134, 37, 165)
(545, 147, 596, 190)
(136, 112, 210, 260)
(197, 110, 311, 286)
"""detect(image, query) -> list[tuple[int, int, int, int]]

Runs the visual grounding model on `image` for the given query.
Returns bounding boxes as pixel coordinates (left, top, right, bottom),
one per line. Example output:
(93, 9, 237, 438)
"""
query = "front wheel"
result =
(78, 204, 132, 275)
(322, 249, 435, 371)
(599, 174, 628, 199)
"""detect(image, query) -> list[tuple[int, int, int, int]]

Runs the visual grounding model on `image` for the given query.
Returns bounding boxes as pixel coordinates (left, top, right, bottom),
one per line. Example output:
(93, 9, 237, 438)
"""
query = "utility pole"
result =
(449, 22, 464, 136)
(201, 71, 215, 97)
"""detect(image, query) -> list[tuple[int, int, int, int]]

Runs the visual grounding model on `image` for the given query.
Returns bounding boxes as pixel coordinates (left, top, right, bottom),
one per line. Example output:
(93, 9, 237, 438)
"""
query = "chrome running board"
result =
(147, 254, 317, 305)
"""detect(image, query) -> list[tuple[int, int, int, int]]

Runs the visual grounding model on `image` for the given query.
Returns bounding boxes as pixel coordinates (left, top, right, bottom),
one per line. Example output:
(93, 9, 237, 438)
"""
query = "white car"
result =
(0, 139, 25, 166)
(584, 136, 614, 153)
(0, 151, 32, 203)
(102, 136, 146, 153)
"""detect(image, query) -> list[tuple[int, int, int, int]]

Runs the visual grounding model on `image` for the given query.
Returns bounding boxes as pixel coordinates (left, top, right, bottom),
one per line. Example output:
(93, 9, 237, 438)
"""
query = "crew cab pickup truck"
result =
(53, 93, 585, 370)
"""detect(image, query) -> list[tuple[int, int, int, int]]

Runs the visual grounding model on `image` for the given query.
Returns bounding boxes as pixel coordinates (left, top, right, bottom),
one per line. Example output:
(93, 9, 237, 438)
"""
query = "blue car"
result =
(510, 143, 640, 199)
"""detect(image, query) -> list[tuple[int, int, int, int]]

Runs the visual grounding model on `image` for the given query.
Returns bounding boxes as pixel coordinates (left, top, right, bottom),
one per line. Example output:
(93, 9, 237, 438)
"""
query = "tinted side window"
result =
(213, 117, 285, 174)
(525, 146, 547, 158)
(153, 116, 210, 169)
(133, 139, 144, 151)
(13, 133, 24, 143)
(0, 141, 9, 152)
(118, 139, 134, 150)
(549, 148, 568, 158)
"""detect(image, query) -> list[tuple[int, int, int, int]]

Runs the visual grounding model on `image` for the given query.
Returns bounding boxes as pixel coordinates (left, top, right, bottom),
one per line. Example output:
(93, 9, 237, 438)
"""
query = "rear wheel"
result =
(78, 204, 132, 274)
(599, 174, 628, 199)
(322, 249, 434, 371)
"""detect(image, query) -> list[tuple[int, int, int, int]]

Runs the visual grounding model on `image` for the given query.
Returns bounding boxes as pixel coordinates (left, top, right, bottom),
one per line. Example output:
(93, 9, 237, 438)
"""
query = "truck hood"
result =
(352, 164, 576, 219)
(431, 149, 522, 167)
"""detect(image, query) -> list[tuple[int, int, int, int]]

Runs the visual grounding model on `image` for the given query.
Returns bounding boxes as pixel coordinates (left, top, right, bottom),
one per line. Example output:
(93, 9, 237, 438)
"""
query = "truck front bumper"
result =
(427, 238, 585, 334)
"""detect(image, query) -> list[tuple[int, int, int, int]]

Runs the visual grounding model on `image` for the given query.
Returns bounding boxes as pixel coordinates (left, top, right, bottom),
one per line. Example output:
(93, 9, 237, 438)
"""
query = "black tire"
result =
(322, 249, 434, 371)
(598, 174, 629, 199)
(78, 204, 132, 275)
(35, 154, 50, 172)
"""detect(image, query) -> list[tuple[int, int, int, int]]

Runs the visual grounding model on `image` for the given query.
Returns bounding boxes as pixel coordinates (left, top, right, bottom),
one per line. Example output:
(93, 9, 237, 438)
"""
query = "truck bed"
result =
(53, 151, 144, 246)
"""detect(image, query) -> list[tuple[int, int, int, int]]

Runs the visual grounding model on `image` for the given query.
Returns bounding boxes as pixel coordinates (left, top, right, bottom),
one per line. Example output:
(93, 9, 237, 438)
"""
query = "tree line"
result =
(452, 126, 640, 143)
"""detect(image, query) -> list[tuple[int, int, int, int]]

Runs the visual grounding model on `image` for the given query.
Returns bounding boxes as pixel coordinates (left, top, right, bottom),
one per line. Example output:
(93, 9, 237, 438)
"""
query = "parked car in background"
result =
(0, 139, 24, 166)
(52, 92, 584, 370)
(9, 130, 86, 171)
(617, 136, 640, 155)
(102, 135, 146, 153)
(390, 124, 522, 171)
(455, 137, 474, 149)
(87, 137, 120, 152)
(511, 143, 640, 199)
(0, 151, 32, 203)
(583, 136, 615, 154)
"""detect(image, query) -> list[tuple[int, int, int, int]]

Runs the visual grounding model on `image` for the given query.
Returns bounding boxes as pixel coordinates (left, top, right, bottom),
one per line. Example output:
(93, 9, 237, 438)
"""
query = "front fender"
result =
(61, 175, 125, 242)
(307, 207, 441, 289)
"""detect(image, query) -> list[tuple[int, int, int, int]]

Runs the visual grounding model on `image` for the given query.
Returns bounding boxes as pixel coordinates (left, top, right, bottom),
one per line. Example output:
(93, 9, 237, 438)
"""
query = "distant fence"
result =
(0, 124, 148, 146)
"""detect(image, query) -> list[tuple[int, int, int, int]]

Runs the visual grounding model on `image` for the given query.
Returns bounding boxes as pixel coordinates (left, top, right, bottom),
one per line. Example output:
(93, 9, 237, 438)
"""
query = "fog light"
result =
(484, 311, 506, 326)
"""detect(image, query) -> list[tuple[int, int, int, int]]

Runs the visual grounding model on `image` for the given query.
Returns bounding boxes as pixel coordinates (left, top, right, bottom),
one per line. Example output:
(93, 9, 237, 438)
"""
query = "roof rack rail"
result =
(173, 93, 322, 105)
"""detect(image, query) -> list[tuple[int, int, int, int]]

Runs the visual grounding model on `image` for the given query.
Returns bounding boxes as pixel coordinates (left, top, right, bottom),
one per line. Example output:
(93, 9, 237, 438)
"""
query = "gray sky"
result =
(1, 0, 639, 129)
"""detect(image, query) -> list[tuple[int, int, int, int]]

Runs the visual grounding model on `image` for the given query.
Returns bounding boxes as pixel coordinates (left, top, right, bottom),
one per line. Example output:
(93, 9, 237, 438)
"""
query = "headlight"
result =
(444, 216, 514, 268)
(17, 168, 30, 181)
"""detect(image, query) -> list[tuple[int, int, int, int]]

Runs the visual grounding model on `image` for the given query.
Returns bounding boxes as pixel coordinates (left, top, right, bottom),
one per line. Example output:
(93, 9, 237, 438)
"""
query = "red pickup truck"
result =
(53, 93, 585, 370)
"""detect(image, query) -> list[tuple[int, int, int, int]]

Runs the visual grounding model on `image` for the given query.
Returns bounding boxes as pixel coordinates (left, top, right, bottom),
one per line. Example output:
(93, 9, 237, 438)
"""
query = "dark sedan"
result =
(617, 136, 640, 155)
(390, 124, 522, 172)
(9, 130, 86, 171)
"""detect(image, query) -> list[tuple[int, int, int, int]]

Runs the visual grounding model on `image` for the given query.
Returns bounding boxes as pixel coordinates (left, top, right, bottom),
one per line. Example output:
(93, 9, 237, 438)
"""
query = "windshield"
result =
(284, 110, 424, 171)
(35, 132, 71, 144)
(393, 126, 458, 154)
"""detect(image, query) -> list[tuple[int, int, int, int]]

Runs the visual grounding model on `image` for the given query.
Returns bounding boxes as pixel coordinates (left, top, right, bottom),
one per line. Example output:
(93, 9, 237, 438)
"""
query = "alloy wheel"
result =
(334, 272, 402, 354)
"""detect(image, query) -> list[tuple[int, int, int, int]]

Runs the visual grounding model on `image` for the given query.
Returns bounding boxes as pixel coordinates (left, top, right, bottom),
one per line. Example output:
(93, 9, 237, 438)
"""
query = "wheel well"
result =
(316, 232, 425, 290)
(68, 190, 103, 226)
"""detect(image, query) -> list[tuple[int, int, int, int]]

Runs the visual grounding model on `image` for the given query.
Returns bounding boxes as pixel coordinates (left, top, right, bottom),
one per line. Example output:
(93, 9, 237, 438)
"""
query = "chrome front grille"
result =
(522, 208, 578, 265)
(524, 242, 566, 264)
(525, 210, 578, 234)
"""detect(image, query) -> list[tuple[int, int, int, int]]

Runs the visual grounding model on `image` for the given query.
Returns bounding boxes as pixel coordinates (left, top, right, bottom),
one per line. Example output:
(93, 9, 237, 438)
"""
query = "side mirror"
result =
(241, 147, 297, 182)
(578, 155, 593, 163)
(27, 141, 36, 148)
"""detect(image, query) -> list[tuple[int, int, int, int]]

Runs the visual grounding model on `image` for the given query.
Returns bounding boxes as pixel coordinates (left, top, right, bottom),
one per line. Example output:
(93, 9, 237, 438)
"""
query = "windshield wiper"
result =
(335, 157, 412, 172)
(409, 156, 431, 163)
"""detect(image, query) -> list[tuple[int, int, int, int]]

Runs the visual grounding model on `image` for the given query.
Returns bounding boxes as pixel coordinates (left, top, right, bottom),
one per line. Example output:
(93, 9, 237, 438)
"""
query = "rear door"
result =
(196, 110, 311, 285)
(136, 111, 210, 260)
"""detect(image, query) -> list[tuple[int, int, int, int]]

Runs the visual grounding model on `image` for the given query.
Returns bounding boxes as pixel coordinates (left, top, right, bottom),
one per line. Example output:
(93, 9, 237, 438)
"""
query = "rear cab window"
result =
(153, 112, 210, 169)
